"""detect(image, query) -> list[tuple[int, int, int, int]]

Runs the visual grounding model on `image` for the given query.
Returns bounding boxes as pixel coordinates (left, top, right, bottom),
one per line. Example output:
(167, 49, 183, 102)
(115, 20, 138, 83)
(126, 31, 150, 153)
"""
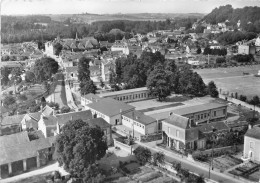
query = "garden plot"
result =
(213, 155, 243, 171)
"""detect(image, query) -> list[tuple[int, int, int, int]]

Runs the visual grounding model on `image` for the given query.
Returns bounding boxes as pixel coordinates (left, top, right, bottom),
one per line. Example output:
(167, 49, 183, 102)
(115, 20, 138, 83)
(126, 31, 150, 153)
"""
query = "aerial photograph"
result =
(1, 0, 260, 182)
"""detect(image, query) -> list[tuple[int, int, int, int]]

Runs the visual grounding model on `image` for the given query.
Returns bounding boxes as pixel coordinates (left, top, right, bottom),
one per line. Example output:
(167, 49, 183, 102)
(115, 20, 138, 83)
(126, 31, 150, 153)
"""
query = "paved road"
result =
(137, 141, 244, 183)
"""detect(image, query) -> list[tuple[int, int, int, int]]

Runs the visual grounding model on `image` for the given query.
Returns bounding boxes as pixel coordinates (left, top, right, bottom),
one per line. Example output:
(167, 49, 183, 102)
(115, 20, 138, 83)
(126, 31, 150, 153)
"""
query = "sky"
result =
(1, 0, 260, 15)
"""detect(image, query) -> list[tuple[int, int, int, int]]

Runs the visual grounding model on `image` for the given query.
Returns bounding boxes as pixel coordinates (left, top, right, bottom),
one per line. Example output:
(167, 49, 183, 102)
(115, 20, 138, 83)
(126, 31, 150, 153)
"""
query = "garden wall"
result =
(199, 145, 243, 156)
(140, 133, 162, 143)
(219, 94, 260, 113)
(114, 138, 138, 154)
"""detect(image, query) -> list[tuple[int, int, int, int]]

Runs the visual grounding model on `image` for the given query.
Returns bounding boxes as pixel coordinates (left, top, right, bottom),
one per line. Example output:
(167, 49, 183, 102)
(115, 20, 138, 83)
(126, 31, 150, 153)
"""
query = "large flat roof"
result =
(87, 98, 135, 117)
(171, 103, 227, 116)
(98, 87, 148, 97)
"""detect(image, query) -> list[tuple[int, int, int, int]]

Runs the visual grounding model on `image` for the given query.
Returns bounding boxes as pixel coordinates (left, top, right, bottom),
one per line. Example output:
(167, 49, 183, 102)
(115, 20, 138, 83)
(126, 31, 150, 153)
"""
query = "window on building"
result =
(142, 126, 144, 129)
(204, 114, 207, 118)
(223, 109, 226, 114)
(103, 129, 107, 135)
(201, 114, 203, 119)
(214, 111, 216, 117)
(198, 115, 200, 120)
(250, 142, 254, 148)
(176, 130, 179, 137)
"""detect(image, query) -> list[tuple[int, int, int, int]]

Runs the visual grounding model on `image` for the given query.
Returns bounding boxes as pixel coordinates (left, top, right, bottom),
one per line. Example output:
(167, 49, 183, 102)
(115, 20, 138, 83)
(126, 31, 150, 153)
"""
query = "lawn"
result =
(194, 65, 260, 98)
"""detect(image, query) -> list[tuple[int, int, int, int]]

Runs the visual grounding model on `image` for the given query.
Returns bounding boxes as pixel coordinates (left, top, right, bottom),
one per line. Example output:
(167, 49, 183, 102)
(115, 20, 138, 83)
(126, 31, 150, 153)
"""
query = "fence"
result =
(219, 94, 260, 113)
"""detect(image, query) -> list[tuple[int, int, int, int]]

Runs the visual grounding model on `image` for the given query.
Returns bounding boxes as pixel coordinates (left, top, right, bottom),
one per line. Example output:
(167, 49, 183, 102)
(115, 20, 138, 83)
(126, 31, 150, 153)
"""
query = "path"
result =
(0, 162, 61, 183)
(136, 141, 245, 183)
(46, 73, 67, 108)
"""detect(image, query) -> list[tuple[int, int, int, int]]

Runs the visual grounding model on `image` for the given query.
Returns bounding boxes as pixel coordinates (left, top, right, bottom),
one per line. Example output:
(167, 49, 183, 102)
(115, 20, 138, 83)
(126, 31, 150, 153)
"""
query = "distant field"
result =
(194, 65, 260, 98)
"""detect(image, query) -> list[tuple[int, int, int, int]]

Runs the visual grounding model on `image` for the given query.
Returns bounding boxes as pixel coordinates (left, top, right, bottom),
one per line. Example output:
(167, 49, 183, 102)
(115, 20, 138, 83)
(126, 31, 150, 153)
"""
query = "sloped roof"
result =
(171, 103, 227, 116)
(85, 40, 94, 48)
(0, 131, 29, 148)
(197, 122, 229, 133)
(42, 105, 54, 116)
(1, 114, 25, 126)
(245, 126, 260, 140)
(86, 118, 110, 128)
(123, 110, 156, 125)
(56, 110, 93, 125)
(0, 136, 54, 165)
(42, 115, 57, 127)
(87, 98, 135, 117)
(28, 112, 41, 121)
(163, 113, 190, 129)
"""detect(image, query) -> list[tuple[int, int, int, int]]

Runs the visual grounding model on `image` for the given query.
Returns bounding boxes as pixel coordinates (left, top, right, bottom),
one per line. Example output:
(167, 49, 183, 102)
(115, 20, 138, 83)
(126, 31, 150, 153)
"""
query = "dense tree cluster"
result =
(33, 57, 59, 83)
(115, 51, 207, 100)
(216, 31, 257, 45)
(55, 119, 107, 182)
(203, 47, 227, 56)
(231, 54, 254, 63)
(78, 57, 97, 95)
(202, 5, 260, 33)
(1, 15, 198, 44)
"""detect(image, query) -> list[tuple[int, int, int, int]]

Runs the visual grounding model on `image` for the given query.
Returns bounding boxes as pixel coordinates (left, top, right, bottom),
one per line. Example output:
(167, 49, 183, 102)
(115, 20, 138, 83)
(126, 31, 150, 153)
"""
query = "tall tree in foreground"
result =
(80, 79, 97, 95)
(146, 64, 171, 101)
(249, 95, 260, 119)
(207, 81, 219, 98)
(33, 57, 59, 83)
(78, 57, 91, 82)
(55, 119, 107, 181)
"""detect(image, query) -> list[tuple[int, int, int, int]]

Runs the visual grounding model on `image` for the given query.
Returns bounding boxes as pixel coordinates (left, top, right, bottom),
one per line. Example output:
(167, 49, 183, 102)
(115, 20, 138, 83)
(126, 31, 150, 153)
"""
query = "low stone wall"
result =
(113, 138, 138, 155)
(140, 133, 162, 143)
(199, 145, 243, 156)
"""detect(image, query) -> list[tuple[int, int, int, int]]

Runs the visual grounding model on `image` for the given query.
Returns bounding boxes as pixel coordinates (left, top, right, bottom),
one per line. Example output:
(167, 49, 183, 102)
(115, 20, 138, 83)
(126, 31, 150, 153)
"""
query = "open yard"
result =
(213, 155, 243, 172)
(194, 65, 260, 99)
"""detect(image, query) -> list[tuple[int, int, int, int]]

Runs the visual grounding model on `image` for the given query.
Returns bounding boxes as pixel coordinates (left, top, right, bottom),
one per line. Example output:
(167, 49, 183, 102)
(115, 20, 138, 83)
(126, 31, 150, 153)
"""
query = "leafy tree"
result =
(216, 57, 226, 64)
(172, 161, 182, 172)
(152, 152, 165, 166)
(53, 42, 63, 56)
(248, 95, 260, 118)
(3, 95, 16, 107)
(146, 64, 171, 101)
(25, 71, 35, 83)
(1, 67, 11, 85)
(18, 94, 27, 101)
(100, 79, 105, 88)
(80, 79, 97, 95)
(78, 57, 91, 82)
(196, 47, 202, 54)
(239, 95, 247, 102)
(48, 102, 59, 110)
(208, 81, 219, 98)
(60, 106, 71, 114)
(133, 146, 152, 165)
(34, 57, 59, 83)
(55, 119, 108, 180)
(141, 36, 148, 42)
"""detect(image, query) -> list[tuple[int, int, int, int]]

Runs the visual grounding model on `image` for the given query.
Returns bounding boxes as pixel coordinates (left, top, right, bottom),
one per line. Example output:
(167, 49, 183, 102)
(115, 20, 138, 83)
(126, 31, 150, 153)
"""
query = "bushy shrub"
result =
(133, 146, 152, 165)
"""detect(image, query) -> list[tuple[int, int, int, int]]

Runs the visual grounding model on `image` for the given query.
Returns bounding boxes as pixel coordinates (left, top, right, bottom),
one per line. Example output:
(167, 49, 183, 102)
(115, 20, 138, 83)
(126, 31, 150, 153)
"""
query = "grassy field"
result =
(194, 65, 260, 99)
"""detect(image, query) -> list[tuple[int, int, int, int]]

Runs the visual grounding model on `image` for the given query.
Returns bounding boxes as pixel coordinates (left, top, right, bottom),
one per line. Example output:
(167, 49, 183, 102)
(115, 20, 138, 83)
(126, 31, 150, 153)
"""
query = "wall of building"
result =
(101, 90, 151, 103)
(244, 136, 260, 162)
(90, 109, 122, 126)
(162, 121, 186, 144)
